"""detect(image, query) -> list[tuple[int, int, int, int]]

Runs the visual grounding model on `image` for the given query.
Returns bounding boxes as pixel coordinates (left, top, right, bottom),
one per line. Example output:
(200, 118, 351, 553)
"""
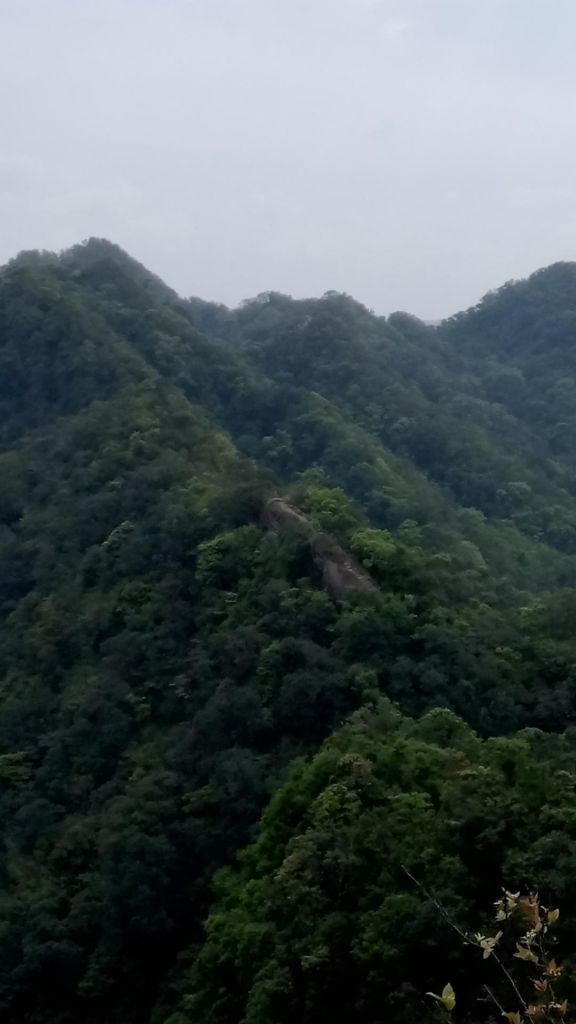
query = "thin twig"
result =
(400, 865, 473, 946)
(483, 983, 506, 1017)
(402, 864, 528, 1011)
(492, 952, 528, 1012)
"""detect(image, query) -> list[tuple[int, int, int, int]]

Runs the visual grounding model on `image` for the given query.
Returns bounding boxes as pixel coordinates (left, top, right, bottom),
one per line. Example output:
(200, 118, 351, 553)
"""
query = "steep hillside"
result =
(184, 702, 576, 1024)
(28, 240, 576, 589)
(2, 242, 576, 1023)
(443, 263, 576, 461)
(189, 277, 576, 564)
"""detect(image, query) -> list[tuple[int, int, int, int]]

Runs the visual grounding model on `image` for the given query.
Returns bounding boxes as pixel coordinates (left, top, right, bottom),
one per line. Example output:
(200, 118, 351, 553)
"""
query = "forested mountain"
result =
(3, 240, 576, 1022)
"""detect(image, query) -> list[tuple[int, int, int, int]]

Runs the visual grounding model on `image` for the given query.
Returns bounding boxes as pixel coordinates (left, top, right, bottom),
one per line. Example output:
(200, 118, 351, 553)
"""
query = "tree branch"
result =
(401, 865, 527, 1011)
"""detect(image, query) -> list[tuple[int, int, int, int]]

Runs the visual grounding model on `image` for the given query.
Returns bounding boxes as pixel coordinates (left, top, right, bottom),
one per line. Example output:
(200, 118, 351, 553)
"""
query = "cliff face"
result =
(310, 533, 376, 597)
(261, 497, 311, 533)
(262, 497, 376, 599)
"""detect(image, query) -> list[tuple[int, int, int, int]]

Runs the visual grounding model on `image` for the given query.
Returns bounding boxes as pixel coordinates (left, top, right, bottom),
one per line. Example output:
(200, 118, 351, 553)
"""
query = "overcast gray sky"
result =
(1, 0, 576, 317)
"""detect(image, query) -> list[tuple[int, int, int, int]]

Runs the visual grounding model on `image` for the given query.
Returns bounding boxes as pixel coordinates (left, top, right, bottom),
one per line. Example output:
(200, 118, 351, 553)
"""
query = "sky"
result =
(1, 0, 576, 318)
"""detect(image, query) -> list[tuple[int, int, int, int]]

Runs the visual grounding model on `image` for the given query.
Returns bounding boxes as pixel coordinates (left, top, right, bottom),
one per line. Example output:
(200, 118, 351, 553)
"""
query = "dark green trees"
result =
(184, 703, 576, 1024)
(2, 241, 576, 1021)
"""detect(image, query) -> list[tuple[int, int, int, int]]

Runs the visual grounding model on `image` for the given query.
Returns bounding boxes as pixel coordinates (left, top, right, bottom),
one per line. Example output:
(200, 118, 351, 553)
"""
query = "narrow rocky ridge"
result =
(262, 496, 376, 598)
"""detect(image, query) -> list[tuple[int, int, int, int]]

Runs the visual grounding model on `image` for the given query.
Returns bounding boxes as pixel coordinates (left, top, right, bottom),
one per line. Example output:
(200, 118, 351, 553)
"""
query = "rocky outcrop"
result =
(310, 533, 376, 598)
(262, 497, 376, 600)
(261, 497, 312, 534)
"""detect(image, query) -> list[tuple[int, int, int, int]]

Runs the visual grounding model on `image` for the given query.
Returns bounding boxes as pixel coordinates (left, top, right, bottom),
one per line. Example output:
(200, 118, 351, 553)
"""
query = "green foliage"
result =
(1, 241, 576, 1022)
(296, 485, 363, 537)
(427, 890, 569, 1023)
(182, 702, 576, 1024)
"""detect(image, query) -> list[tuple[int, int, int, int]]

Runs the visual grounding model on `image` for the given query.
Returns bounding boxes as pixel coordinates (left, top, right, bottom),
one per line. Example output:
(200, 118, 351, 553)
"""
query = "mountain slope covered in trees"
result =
(2, 241, 576, 1022)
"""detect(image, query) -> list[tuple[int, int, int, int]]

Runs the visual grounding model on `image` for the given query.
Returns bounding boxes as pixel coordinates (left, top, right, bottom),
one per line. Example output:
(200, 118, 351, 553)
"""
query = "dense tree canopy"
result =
(182, 701, 576, 1024)
(2, 240, 576, 1021)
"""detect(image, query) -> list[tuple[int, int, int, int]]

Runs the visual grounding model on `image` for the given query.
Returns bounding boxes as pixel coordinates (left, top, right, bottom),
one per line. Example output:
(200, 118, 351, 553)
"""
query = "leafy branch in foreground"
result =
(403, 868, 568, 1023)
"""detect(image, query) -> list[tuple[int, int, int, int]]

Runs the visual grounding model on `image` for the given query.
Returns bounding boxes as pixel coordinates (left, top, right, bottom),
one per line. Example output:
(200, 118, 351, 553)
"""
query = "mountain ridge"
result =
(2, 240, 576, 1022)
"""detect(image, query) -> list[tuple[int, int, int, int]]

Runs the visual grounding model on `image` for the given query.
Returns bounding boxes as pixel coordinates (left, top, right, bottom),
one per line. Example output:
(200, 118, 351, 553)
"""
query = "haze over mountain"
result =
(4, 0, 576, 317)
(3, 240, 576, 1023)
